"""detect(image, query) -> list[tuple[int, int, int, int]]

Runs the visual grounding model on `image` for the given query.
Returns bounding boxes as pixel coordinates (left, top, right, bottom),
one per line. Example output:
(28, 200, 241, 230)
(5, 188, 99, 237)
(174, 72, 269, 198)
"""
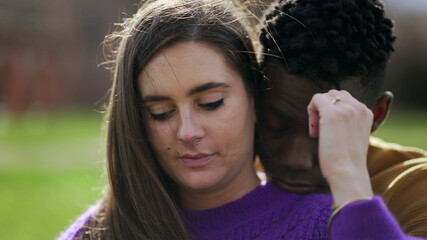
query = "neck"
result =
(180, 167, 260, 210)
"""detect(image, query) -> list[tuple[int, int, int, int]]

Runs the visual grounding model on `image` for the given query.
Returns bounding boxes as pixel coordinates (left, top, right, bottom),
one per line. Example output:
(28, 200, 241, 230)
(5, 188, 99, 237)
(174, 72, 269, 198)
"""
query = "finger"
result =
(308, 107, 319, 138)
(307, 93, 331, 138)
(327, 90, 357, 105)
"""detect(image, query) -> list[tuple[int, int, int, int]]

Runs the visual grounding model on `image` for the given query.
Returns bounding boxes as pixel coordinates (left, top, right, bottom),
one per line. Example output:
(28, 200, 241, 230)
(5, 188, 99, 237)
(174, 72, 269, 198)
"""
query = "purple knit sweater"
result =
(57, 181, 423, 240)
(182, 181, 331, 240)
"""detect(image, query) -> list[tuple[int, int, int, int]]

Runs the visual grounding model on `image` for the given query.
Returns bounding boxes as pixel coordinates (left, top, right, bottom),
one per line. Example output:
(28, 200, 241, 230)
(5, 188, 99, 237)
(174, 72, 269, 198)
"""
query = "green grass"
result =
(372, 109, 427, 150)
(0, 111, 105, 171)
(0, 111, 103, 146)
(0, 109, 425, 240)
(0, 110, 105, 240)
(0, 170, 104, 240)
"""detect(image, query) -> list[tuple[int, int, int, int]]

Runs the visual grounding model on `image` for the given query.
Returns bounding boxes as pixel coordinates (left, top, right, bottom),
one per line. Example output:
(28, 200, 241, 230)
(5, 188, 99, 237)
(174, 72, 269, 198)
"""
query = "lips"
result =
(271, 177, 317, 194)
(178, 153, 216, 168)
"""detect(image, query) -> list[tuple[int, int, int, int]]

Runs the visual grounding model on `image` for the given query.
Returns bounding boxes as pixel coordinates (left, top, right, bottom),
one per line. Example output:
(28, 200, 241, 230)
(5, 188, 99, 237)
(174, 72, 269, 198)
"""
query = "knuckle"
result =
(312, 93, 323, 100)
(328, 89, 340, 97)
(340, 90, 351, 97)
(328, 89, 340, 94)
(363, 107, 374, 120)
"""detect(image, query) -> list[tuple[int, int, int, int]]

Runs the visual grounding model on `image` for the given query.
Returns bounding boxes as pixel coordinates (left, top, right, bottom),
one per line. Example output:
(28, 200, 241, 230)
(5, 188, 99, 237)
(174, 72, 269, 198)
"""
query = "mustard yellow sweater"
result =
(368, 137, 427, 238)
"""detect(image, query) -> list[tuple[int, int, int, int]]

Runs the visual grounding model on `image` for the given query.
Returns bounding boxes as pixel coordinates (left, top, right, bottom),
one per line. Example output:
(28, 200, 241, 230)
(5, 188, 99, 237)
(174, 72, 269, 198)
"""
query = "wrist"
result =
(327, 196, 373, 228)
(327, 169, 373, 206)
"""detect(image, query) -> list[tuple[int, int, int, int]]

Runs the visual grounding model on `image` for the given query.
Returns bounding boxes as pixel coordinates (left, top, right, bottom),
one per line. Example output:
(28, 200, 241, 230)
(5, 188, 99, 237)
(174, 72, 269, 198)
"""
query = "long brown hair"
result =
(81, 0, 261, 239)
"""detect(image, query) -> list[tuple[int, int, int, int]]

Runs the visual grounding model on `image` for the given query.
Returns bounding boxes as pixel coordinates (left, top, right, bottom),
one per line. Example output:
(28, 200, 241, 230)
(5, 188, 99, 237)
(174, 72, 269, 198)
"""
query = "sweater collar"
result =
(181, 181, 298, 237)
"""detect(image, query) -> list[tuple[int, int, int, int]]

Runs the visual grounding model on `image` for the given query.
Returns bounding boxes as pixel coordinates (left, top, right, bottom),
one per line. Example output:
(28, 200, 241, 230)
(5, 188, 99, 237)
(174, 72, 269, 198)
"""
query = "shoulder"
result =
(368, 136, 427, 195)
(289, 193, 333, 228)
(56, 203, 101, 240)
(266, 184, 332, 239)
(368, 136, 427, 175)
(368, 137, 427, 237)
(368, 136, 427, 192)
(183, 182, 332, 240)
(260, 181, 333, 219)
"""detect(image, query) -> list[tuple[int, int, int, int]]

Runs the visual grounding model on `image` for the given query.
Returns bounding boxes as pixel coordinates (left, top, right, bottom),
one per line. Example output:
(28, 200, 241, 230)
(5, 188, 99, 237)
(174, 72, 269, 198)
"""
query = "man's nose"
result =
(176, 110, 204, 144)
(279, 135, 317, 170)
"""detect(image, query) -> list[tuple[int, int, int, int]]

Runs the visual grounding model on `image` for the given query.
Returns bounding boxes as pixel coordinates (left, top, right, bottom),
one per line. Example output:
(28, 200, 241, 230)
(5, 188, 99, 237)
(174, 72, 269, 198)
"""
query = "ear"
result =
(371, 91, 393, 133)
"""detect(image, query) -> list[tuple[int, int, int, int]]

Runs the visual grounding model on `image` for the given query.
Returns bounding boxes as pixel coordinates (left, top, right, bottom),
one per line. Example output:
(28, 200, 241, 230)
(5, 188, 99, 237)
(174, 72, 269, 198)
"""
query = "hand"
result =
(307, 90, 374, 206)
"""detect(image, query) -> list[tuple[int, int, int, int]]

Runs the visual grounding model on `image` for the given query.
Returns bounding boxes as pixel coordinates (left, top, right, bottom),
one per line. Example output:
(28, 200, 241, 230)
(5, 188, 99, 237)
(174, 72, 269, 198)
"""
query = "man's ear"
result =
(371, 91, 393, 133)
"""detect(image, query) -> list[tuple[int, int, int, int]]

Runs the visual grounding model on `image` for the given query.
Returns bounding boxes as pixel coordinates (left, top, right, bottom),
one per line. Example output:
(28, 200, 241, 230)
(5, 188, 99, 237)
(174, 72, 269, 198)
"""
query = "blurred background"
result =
(0, 0, 426, 239)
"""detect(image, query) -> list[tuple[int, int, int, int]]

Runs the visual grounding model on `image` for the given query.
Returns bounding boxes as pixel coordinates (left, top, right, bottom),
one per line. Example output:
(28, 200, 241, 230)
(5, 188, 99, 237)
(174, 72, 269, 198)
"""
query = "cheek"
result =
(228, 105, 256, 151)
(147, 123, 174, 151)
(209, 102, 255, 149)
(228, 103, 255, 133)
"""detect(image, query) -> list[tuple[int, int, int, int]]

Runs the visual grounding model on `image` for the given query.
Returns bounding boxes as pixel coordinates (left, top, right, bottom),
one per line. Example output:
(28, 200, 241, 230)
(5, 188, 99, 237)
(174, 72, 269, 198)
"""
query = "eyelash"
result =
(150, 110, 175, 121)
(200, 98, 224, 111)
(150, 98, 224, 121)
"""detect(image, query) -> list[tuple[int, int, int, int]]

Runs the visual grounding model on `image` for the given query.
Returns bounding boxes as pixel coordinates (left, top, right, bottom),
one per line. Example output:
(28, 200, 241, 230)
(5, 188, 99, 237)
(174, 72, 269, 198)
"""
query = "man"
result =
(257, 0, 427, 237)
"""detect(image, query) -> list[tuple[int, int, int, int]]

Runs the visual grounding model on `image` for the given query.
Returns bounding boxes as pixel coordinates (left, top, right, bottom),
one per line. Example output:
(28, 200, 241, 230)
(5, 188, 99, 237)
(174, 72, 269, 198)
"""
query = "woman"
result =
(59, 1, 260, 239)
(57, 0, 417, 239)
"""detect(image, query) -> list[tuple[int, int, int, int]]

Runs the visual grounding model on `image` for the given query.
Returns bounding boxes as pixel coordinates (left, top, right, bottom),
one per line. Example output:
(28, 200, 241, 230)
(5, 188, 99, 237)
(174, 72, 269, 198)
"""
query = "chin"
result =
(273, 179, 330, 195)
(177, 173, 224, 193)
(275, 181, 316, 194)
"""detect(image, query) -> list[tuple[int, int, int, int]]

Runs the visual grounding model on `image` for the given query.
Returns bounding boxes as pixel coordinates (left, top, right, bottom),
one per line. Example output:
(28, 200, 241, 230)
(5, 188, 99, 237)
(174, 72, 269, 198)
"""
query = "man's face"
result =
(258, 59, 365, 194)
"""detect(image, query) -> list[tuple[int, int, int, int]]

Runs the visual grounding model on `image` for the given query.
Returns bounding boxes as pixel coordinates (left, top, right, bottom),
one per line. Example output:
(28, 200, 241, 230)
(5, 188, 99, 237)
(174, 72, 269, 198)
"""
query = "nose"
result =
(176, 110, 204, 144)
(279, 135, 317, 170)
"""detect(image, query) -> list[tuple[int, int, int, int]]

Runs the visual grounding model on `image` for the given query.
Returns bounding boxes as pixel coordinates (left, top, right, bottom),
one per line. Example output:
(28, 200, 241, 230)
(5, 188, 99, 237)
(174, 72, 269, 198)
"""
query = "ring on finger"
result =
(331, 96, 341, 104)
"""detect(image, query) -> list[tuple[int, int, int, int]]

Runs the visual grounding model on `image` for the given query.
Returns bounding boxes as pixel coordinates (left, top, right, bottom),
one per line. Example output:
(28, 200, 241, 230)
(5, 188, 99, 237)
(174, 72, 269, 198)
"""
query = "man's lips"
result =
(271, 177, 317, 194)
(178, 153, 216, 168)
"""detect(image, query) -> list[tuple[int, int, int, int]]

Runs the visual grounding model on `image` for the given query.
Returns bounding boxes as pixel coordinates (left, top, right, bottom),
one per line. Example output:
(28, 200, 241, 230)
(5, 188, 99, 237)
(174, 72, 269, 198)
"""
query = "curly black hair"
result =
(259, 0, 396, 103)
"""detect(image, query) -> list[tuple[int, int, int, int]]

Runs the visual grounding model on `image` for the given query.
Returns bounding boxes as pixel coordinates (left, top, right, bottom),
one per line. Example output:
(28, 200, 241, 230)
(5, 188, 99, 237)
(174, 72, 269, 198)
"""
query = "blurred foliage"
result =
(1, 0, 427, 110)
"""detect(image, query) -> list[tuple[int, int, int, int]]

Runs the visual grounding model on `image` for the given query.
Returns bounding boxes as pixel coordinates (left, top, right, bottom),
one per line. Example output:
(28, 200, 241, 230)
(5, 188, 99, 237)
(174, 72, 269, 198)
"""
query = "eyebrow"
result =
(143, 82, 230, 103)
(143, 95, 171, 103)
(188, 82, 229, 95)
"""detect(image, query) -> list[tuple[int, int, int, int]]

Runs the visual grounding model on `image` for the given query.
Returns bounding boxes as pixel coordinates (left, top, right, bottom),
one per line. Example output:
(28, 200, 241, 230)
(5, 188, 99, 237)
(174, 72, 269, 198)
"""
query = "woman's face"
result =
(139, 42, 257, 201)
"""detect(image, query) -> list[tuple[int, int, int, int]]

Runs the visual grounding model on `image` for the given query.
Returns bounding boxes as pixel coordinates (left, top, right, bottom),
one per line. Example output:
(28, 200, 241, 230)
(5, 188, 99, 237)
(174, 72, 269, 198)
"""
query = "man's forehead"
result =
(264, 61, 327, 103)
(264, 59, 365, 104)
(263, 65, 311, 121)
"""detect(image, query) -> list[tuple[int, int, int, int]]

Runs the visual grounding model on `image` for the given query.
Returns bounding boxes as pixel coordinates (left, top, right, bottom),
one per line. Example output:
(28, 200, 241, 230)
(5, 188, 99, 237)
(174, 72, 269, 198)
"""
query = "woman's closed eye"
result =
(199, 98, 224, 111)
(148, 105, 175, 121)
(150, 109, 175, 121)
(148, 97, 224, 121)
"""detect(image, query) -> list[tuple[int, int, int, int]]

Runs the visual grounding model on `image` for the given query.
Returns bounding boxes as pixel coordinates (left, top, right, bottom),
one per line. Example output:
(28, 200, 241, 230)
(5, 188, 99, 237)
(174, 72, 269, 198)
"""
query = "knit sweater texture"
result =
(182, 181, 423, 240)
(57, 181, 424, 240)
(182, 181, 331, 240)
